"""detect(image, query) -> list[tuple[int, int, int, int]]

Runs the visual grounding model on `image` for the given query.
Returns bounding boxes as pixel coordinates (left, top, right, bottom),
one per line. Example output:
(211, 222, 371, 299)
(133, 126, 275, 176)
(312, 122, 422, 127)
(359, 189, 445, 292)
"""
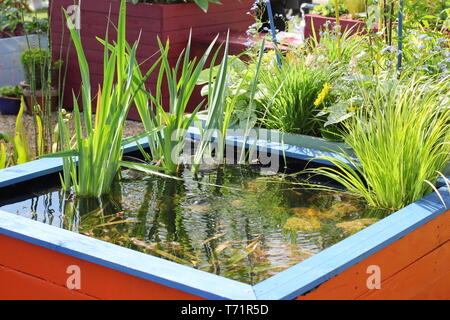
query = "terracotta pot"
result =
(23, 87, 59, 114)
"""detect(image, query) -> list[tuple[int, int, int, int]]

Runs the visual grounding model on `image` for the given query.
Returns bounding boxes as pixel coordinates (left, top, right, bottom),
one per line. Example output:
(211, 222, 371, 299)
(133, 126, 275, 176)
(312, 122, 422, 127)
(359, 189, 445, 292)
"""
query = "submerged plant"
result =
(302, 76, 450, 212)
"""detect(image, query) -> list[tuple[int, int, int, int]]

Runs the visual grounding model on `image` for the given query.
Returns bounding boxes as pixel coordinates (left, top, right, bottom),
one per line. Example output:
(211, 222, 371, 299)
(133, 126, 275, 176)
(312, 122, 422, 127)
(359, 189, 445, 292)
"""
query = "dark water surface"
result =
(0, 166, 387, 284)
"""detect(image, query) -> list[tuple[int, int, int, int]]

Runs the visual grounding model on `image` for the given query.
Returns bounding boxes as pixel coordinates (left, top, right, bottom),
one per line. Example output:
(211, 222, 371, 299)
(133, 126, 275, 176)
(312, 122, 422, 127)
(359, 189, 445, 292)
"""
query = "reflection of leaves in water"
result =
(336, 218, 380, 236)
(130, 233, 280, 284)
(19, 165, 389, 285)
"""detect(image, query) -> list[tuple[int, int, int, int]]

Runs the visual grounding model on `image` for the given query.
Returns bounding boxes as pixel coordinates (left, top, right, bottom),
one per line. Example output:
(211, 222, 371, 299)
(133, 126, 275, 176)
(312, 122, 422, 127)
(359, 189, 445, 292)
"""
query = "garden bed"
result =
(0, 133, 449, 300)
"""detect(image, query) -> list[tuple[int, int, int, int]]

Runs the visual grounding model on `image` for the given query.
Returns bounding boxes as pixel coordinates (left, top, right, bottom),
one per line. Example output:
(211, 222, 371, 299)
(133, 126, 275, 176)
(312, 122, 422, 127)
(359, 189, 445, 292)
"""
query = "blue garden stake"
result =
(397, 0, 404, 71)
(265, 0, 282, 68)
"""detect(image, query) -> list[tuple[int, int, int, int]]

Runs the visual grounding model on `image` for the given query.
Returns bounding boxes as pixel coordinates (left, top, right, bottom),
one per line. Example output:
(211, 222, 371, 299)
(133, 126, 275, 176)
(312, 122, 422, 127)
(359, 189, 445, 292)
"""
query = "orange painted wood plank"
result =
(358, 240, 450, 300)
(0, 235, 203, 300)
(411, 268, 450, 300)
(297, 210, 450, 300)
(0, 265, 96, 300)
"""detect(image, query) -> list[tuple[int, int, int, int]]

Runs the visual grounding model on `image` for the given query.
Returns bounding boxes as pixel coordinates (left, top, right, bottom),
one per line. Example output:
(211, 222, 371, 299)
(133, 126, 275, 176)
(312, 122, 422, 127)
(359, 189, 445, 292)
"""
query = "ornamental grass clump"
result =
(303, 76, 450, 212)
(256, 58, 339, 136)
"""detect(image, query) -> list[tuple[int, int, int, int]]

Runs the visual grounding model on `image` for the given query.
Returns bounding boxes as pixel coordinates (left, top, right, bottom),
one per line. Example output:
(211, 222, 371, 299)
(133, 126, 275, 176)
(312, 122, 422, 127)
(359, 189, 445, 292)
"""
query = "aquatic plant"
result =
(192, 40, 266, 172)
(46, 0, 160, 197)
(302, 76, 450, 211)
(131, 34, 218, 175)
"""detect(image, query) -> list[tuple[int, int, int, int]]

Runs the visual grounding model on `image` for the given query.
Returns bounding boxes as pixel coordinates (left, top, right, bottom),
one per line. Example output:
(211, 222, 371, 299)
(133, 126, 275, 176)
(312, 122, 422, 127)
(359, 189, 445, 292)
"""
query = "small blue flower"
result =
(381, 46, 396, 54)
(417, 34, 427, 40)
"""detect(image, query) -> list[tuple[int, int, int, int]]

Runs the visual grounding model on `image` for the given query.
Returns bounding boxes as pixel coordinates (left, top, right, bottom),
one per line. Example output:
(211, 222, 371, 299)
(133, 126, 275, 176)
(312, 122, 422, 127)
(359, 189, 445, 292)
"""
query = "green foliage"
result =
(344, 0, 366, 17)
(21, 48, 51, 90)
(403, 0, 450, 30)
(0, 0, 48, 38)
(132, 33, 222, 175)
(256, 56, 339, 136)
(193, 40, 265, 172)
(0, 86, 23, 98)
(303, 76, 450, 212)
(0, 142, 7, 169)
(0, 99, 32, 168)
(311, 1, 347, 18)
(46, 0, 160, 198)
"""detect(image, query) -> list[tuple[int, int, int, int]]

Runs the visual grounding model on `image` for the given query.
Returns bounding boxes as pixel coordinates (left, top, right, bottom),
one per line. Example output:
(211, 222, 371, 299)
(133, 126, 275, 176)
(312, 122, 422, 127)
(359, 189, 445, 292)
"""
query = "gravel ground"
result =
(0, 112, 145, 156)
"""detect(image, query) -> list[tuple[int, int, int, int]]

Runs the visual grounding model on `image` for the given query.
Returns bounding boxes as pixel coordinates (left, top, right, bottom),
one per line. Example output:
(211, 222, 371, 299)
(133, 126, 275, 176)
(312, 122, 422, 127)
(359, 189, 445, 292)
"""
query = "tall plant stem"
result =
(334, 0, 341, 59)
(397, 0, 404, 71)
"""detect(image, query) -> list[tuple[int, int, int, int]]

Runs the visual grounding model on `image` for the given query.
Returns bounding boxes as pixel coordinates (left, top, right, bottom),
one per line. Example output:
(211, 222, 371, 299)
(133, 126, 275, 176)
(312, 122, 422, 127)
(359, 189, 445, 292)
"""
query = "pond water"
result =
(0, 165, 387, 284)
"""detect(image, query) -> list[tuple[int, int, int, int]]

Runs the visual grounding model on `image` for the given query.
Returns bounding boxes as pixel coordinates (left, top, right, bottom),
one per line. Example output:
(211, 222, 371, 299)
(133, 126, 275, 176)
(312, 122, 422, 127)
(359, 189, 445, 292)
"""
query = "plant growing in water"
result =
(129, 34, 219, 175)
(301, 76, 450, 212)
(46, 0, 160, 198)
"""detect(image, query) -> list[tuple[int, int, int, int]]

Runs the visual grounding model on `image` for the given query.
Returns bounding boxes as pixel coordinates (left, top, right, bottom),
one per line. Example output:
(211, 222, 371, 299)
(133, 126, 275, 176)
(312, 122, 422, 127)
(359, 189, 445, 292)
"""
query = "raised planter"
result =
(0, 35, 48, 88)
(0, 131, 449, 300)
(304, 14, 367, 41)
(22, 87, 59, 114)
(49, 0, 254, 120)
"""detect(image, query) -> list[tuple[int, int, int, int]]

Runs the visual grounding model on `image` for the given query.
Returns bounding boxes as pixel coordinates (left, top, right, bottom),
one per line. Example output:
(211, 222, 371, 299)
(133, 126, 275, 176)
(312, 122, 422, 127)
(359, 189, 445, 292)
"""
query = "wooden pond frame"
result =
(1, 129, 449, 300)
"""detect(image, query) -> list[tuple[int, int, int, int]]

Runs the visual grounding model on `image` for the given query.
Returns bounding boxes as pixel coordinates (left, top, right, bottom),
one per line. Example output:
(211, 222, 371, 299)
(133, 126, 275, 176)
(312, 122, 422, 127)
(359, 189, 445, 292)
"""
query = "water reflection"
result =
(0, 166, 388, 284)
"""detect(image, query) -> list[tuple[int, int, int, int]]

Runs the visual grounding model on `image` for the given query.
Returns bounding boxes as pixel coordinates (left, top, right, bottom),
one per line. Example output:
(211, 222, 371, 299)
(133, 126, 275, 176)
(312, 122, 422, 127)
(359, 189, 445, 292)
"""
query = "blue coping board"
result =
(0, 128, 449, 300)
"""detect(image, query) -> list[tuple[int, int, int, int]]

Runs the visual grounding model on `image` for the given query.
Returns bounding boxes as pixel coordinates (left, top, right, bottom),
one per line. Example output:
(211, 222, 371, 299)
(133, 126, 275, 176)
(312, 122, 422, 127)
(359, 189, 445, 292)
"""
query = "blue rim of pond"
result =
(0, 127, 449, 300)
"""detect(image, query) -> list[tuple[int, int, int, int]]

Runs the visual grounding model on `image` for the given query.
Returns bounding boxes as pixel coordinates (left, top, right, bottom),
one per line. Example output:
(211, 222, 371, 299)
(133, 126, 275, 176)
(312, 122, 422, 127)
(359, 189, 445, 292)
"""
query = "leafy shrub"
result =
(0, 86, 23, 98)
(21, 48, 51, 90)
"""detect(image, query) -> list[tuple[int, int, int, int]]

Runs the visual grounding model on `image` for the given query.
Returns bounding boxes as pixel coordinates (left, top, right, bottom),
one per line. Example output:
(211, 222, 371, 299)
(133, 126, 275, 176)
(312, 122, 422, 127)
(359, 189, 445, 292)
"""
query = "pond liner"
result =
(0, 130, 449, 299)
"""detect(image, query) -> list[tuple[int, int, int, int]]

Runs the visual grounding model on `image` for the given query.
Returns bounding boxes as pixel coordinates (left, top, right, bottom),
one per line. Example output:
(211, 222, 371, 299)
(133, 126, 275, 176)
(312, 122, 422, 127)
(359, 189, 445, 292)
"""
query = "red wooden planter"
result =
(304, 14, 367, 41)
(1, 209, 449, 300)
(49, 0, 254, 120)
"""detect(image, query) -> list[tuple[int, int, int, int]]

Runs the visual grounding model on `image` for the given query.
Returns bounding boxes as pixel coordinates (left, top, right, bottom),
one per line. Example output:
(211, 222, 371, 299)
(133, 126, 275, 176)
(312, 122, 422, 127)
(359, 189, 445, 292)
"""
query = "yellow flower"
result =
(347, 105, 360, 112)
(314, 83, 331, 106)
(262, 50, 276, 63)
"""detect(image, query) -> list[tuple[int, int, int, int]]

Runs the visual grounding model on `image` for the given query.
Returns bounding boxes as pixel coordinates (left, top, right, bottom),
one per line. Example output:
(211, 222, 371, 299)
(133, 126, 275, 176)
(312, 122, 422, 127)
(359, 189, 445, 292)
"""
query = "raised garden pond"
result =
(0, 160, 387, 285)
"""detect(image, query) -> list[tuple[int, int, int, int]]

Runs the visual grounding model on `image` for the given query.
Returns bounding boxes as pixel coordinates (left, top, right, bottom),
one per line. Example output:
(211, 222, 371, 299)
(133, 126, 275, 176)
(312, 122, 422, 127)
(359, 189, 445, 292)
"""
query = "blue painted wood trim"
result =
(0, 211, 256, 300)
(0, 158, 64, 188)
(0, 139, 148, 189)
(187, 127, 354, 167)
(253, 186, 450, 300)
